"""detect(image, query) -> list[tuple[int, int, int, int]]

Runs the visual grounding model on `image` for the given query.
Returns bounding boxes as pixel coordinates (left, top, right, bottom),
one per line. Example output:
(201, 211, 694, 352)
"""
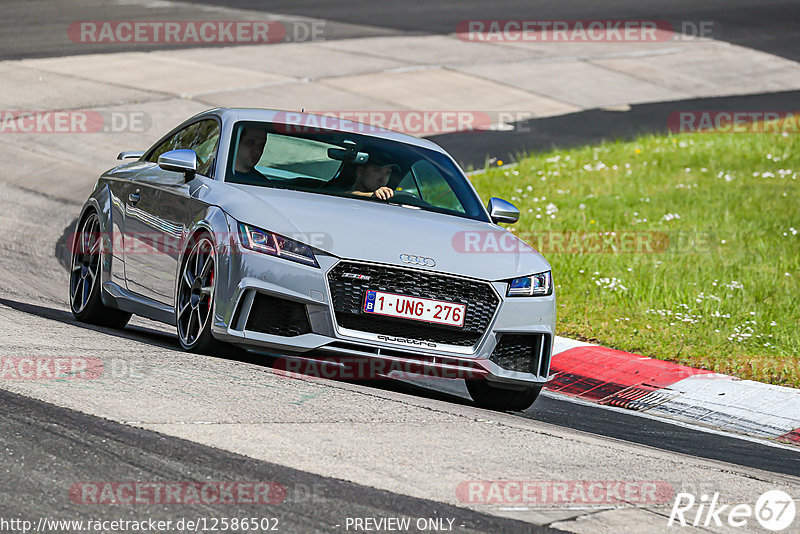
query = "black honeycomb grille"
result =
(490, 334, 549, 375)
(327, 261, 500, 346)
(245, 292, 311, 337)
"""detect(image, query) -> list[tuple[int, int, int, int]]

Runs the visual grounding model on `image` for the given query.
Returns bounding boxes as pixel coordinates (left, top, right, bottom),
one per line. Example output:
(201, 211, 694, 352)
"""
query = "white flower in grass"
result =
(662, 213, 680, 222)
(593, 277, 628, 292)
(723, 280, 743, 290)
(728, 323, 755, 342)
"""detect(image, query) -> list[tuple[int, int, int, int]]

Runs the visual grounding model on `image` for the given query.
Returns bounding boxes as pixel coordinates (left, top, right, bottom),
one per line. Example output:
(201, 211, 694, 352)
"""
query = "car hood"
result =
(216, 184, 551, 281)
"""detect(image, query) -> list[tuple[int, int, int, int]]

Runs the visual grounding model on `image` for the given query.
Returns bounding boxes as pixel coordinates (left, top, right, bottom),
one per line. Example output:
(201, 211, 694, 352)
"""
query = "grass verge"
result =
(469, 128, 799, 387)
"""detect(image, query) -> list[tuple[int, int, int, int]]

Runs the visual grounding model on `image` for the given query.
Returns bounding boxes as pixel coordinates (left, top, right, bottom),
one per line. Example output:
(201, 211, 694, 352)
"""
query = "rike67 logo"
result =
(668, 490, 796, 531)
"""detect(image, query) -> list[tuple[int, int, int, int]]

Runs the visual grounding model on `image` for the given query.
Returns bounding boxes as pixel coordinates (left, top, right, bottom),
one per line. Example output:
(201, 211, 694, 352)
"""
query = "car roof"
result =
(190, 107, 449, 154)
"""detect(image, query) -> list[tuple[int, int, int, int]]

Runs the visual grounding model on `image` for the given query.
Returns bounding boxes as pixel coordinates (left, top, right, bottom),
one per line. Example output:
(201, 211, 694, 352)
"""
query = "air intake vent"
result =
(490, 334, 550, 375)
(246, 293, 311, 337)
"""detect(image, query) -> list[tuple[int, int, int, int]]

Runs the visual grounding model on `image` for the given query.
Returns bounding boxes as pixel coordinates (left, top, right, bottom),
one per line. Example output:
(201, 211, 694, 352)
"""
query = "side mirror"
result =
(117, 150, 144, 160)
(487, 197, 519, 224)
(158, 149, 197, 180)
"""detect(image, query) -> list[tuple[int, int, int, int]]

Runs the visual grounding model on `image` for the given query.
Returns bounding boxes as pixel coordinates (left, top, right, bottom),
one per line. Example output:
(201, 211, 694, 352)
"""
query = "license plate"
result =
(363, 290, 466, 327)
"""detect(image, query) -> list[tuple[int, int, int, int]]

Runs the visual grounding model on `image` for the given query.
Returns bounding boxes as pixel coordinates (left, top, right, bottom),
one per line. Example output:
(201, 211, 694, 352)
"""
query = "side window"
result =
(147, 119, 220, 177)
(394, 171, 420, 197)
(412, 160, 464, 213)
(256, 134, 341, 180)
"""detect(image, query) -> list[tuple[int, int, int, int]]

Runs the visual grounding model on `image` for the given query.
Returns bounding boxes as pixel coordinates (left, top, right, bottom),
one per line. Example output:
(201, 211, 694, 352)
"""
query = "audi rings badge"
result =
(399, 254, 436, 267)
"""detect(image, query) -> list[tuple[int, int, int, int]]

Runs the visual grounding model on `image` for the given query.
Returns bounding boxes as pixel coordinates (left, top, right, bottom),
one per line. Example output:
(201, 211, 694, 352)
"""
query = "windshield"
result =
(225, 121, 489, 222)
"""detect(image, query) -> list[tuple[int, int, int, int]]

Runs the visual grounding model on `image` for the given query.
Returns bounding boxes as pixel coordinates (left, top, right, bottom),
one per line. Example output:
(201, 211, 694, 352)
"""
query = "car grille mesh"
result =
(246, 292, 311, 337)
(327, 261, 500, 346)
(490, 334, 550, 375)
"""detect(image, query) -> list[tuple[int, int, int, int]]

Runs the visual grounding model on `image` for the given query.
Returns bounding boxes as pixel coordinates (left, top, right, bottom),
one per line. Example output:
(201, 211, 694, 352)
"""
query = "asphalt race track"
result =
(0, 1, 799, 532)
(3, 0, 798, 61)
(0, 388, 556, 533)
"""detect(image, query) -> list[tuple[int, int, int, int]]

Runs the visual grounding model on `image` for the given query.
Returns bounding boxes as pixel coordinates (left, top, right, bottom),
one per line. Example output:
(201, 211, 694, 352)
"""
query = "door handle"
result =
(128, 192, 141, 205)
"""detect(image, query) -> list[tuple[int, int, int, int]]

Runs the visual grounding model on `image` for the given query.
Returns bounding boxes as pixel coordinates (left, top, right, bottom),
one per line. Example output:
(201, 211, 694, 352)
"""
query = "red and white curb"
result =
(549, 337, 800, 446)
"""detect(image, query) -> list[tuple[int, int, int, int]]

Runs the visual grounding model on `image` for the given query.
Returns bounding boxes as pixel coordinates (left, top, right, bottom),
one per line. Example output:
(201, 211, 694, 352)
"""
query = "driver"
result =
(345, 151, 400, 200)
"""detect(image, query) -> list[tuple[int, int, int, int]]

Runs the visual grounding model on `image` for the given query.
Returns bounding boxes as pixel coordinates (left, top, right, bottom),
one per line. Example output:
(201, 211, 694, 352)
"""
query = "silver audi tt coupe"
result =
(69, 108, 555, 410)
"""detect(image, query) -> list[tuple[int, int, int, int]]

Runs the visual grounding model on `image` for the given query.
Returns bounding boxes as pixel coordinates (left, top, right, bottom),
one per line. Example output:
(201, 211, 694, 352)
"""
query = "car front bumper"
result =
(211, 236, 556, 390)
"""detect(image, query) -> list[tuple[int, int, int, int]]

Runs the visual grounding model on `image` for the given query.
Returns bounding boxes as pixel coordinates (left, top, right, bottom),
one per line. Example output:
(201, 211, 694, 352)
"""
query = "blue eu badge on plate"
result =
(364, 290, 376, 312)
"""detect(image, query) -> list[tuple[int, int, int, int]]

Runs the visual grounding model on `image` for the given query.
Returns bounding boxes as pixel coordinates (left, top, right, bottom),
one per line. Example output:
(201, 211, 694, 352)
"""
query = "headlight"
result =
(507, 271, 552, 296)
(238, 223, 319, 267)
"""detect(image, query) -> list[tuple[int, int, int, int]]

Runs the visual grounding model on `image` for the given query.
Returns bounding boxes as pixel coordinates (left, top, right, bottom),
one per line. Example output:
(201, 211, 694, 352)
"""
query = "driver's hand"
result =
(372, 186, 394, 200)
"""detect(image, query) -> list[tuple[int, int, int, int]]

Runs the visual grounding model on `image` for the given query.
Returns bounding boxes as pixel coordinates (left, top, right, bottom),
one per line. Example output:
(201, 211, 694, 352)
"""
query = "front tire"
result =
(176, 233, 224, 354)
(69, 211, 131, 328)
(466, 380, 542, 411)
